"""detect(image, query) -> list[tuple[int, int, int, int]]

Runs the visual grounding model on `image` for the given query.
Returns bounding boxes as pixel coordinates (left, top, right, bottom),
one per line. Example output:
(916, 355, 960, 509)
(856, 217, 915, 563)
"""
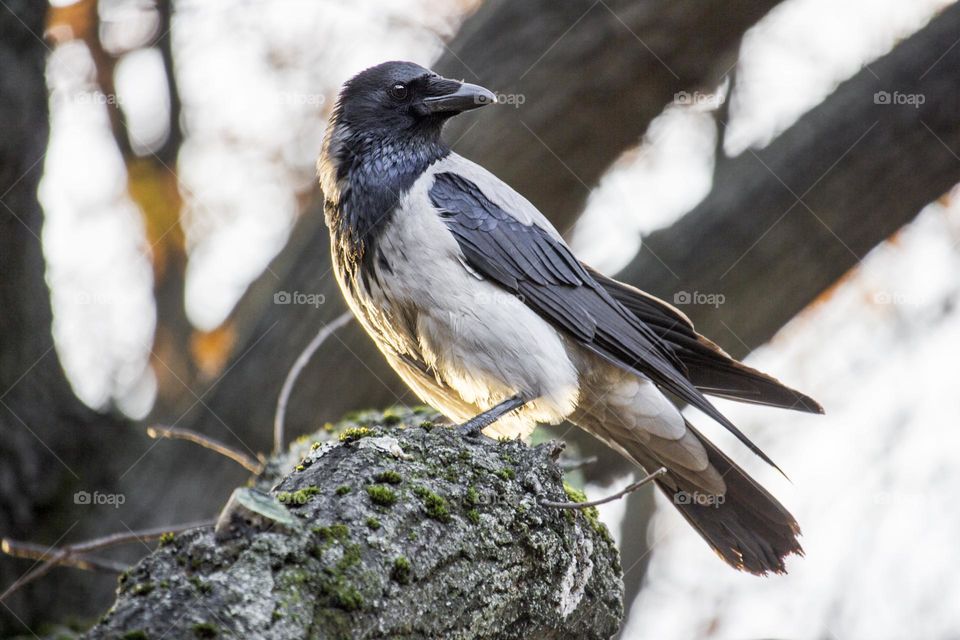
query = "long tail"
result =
(576, 412, 802, 575)
(653, 421, 802, 575)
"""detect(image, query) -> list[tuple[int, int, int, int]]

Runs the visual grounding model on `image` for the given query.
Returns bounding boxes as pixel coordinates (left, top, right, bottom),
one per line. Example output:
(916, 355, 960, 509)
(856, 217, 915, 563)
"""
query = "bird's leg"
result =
(455, 394, 527, 437)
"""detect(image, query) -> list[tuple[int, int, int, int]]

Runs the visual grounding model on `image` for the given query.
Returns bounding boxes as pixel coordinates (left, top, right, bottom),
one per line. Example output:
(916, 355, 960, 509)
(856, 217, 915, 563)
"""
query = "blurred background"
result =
(2, 0, 959, 637)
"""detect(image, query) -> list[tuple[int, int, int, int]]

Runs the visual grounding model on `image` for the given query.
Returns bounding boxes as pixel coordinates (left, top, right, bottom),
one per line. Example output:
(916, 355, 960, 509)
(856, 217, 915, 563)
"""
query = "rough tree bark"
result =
(85, 411, 623, 639)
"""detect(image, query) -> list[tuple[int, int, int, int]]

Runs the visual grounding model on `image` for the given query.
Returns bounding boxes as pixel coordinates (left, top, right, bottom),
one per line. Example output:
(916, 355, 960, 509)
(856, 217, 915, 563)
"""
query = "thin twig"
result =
(540, 467, 667, 510)
(274, 311, 353, 454)
(0, 520, 214, 602)
(0, 540, 126, 573)
(558, 455, 598, 472)
(147, 425, 263, 474)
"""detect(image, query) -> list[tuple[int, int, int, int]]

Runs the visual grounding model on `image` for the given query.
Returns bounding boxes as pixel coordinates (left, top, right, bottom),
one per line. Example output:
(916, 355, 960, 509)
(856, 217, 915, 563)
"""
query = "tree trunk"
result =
(0, 1, 130, 631)
(86, 411, 623, 639)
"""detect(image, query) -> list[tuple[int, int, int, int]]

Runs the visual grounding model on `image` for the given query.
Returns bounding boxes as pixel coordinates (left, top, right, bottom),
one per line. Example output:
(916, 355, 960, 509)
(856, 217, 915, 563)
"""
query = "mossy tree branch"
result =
(86, 410, 623, 639)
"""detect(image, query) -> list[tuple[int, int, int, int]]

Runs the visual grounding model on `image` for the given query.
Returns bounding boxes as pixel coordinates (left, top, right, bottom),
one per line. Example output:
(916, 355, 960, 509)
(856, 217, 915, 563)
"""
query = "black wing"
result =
(430, 171, 781, 470)
(590, 268, 824, 414)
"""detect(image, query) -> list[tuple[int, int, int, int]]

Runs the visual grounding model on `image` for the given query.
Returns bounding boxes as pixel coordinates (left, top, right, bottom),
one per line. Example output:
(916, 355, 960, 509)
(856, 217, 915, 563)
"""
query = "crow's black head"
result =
(332, 61, 496, 138)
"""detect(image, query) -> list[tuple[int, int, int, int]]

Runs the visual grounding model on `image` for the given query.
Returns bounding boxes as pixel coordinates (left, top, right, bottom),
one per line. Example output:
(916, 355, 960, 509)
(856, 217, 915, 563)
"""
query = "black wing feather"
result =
(590, 268, 824, 414)
(430, 172, 783, 471)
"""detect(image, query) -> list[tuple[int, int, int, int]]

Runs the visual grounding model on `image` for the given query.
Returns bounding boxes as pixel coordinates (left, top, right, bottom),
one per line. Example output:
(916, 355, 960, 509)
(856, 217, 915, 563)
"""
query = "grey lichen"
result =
(84, 409, 623, 639)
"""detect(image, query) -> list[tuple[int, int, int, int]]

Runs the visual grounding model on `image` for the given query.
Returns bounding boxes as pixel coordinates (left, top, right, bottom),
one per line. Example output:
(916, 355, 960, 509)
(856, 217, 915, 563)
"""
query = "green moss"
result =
(339, 426, 371, 442)
(331, 585, 364, 611)
(191, 622, 218, 638)
(314, 523, 349, 542)
(158, 531, 175, 547)
(131, 581, 154, 597)
(561, 482, 585, 502)
(339, 543, 362, 570)
(122, 631, 148, 640)
(495, 467, 515, 481)
(335, 485, 351, 496)
(418, 421, 434, 429)
(412, 486, 451, 523)
(443, 467, 460, 483)
(466, 509, 480, 524)
(366, 484, 397, 507)
(562, 481, 610, 542)
(189, 576, 213, 594)
(373, 469, 402, 484)
(382, 413, 403, 426)
(276, 486, 320, 506)
(365, 517, 381, 530)
(391, 556, 412, 584)
(464, 485, 479, 507)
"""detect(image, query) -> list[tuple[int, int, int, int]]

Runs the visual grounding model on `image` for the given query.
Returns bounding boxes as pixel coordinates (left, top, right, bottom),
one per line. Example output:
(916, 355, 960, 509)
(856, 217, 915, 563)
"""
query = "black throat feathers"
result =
(325, 130, 449, 292)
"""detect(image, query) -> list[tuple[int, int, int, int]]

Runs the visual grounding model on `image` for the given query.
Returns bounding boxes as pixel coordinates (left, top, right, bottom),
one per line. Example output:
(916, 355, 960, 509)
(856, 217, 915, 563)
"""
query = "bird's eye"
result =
(388, 83, 409, 101)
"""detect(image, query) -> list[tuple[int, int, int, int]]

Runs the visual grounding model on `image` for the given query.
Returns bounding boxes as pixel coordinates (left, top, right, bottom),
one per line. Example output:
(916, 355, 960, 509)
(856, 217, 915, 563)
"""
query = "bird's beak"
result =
(422, 80, 497, 114)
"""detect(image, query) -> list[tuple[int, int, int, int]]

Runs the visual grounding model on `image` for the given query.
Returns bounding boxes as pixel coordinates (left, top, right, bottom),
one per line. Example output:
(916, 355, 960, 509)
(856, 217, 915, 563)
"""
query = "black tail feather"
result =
(657, 422, 802, 575)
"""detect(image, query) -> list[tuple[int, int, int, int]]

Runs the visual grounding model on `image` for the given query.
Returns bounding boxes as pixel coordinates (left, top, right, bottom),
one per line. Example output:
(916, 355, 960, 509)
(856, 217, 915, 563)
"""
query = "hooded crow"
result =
(318, 61, 823, 575)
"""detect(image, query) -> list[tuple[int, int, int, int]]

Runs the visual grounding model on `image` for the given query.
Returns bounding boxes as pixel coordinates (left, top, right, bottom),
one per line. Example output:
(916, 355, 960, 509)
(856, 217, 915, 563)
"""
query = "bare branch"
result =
(146, 425, 264, 474)
(0, 540, 126, 573)
(0, 520, 214, 602)
(273, 312, 353, 454)
(541, 468, 667, 510)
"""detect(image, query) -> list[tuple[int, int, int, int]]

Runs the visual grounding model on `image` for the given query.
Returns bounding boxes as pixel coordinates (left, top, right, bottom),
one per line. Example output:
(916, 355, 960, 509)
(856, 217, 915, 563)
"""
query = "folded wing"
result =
(429, 170, 783, 471)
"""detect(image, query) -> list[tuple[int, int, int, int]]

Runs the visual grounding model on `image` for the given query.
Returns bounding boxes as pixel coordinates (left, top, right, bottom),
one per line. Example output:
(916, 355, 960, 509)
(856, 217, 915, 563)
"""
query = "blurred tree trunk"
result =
(0, 2, 132, 632)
